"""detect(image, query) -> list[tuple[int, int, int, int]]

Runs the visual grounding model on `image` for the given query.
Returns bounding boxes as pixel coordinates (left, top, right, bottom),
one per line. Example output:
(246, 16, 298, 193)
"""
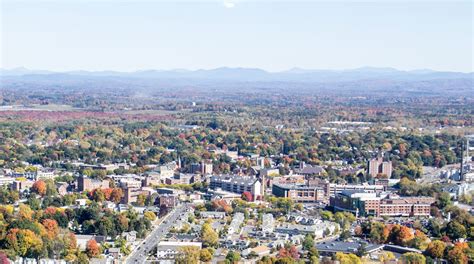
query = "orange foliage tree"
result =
(86, 239, 100, 258)
(32, 180, 47, 196)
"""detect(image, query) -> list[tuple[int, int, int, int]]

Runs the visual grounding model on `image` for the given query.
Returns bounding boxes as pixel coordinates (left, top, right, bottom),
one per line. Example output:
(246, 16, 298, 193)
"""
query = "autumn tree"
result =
(32, 180, 47, 196)
(42, 219, 59, 240)
(335, 252, 362, 264)
(446, 243, 468, 264)
(144, 211, 156, 221)
(400, 253, 426, 264)
(86, 239, 100, 258)
(389, 225, 414, 247)
(199, 248, 213, 262)
(110, 188, 124, 204)
(241, 191, 253, 201)
(5, 228, 43, 258)
(425, 240, 446, 259)
(201, 222, 218, 248)
(176, 246, 200, 264)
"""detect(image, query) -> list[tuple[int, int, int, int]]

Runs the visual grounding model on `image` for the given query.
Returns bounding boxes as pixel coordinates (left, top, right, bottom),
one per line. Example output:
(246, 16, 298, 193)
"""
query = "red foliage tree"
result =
(241, 191, 253, 201)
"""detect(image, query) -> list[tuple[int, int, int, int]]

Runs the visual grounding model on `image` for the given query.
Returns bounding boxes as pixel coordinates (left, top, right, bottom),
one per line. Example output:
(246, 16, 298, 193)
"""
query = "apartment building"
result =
(368, 157, 393, 178)
(210, 175, 261, 199)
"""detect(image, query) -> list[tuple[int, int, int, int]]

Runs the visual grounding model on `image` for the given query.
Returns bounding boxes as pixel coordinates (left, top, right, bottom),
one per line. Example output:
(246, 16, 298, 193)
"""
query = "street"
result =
(126, 203, 190, 264)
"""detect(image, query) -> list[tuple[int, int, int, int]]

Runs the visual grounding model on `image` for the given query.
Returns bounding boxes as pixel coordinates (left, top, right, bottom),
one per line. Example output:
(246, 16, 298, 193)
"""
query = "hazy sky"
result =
(1, 0, 472, 72)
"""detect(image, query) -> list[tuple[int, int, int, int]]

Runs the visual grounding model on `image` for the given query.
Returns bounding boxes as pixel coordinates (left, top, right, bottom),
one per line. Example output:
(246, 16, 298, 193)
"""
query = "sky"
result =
(1, 0, 473, 72)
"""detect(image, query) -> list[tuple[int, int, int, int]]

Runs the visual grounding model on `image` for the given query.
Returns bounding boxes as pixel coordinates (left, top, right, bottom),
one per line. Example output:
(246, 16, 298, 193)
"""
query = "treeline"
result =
(0, 122, 464, 180)
(0, 201, 152, 261)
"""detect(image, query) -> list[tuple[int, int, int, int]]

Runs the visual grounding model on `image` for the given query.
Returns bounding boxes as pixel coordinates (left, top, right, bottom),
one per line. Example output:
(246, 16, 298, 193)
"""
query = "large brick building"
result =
(379, 195, 434, 216)
(368, 157, 392, 178)
(77, 176, 109, 192)
(272, 183, 326, 203)
(330, 190, 434, 217)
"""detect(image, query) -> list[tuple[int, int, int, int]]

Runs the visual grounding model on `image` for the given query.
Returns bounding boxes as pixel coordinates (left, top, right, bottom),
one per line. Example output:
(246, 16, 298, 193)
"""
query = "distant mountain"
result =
(0, 67, 53, 76)
(1, 66, 472, 83)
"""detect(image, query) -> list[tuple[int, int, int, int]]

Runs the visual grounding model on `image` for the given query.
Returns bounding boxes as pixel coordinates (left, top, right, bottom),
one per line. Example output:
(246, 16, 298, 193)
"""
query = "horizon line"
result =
(2, 66, 473, 74)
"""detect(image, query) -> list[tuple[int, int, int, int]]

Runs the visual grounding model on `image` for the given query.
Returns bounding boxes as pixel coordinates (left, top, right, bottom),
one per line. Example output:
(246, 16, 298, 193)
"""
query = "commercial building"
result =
(122, 187, 149, 204)
(77, 176, 109, 192)
(210, 175, 261, 199)
(165, 173, 201, 185)
(190, 161, 214, 175)
(11, 180, 34, 192)
(272, 183, 326, 203)
(330, 190, 435, 217)
(159, 195, 177, 209)
(368, 157, 393, 178)
(316, 241, 383, 257)
(324, 182, 385, 197)
(154, 162, 177, 178)
(379, 194, 434, 217)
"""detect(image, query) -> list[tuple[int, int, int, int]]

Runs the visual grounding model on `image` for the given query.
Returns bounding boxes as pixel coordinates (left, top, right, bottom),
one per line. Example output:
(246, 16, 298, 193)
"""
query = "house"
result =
(106, 248, 121, 259)
(75, 199, 88, 207)
(122, 231, 137, 242)
(200, 211, 226, 219)
(76, 235, 106, 250)
(156, 241, 202, 260)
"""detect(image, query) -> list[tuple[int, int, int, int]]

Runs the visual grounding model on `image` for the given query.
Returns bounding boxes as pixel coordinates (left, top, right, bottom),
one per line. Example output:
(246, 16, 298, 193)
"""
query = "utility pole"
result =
(460, 138, 464, 182)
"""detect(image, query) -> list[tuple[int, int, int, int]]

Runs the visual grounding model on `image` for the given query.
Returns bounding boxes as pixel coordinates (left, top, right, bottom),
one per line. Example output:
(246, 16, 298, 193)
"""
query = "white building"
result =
(228, 212, 245, 235)
(156, 241, 202, 260)
(262, 213, 274, 233)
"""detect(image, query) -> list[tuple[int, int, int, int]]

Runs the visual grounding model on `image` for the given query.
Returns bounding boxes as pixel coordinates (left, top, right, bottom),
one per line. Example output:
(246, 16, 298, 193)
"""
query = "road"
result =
(126, 203, 190, 264)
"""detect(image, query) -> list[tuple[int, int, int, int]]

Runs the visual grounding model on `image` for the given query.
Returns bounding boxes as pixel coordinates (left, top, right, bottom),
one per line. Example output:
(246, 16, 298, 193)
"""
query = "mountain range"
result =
(1, 67, 472, 83)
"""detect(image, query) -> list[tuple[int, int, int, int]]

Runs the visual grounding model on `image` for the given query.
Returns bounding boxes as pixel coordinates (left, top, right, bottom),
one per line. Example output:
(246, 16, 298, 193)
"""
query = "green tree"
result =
(226, 251, 241, 264)
(425, 240, 446, 259)
(401, 252, 426, 264)
(303, 234, 314, 250)
(445, 221, 467, 240)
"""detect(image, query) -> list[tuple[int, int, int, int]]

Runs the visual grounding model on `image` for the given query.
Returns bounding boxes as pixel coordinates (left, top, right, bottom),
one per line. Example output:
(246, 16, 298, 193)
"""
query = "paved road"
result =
(126, 204, 190, 264)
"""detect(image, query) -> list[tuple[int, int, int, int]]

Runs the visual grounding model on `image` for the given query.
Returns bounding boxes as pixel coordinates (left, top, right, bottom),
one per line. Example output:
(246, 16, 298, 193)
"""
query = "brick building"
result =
(272, 183, 326, 203)
(77, 176, 109, 192)
(330, 190, 434, 217)
(368, 157, 393, 178)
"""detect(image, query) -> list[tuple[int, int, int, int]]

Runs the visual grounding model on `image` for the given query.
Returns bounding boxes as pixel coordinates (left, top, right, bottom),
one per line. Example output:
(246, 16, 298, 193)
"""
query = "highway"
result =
(126, 203, 190, 264)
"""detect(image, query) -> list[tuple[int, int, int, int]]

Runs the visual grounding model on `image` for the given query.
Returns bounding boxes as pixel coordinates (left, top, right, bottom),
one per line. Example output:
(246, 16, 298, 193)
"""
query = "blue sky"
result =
(1, 0, 472, 72)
